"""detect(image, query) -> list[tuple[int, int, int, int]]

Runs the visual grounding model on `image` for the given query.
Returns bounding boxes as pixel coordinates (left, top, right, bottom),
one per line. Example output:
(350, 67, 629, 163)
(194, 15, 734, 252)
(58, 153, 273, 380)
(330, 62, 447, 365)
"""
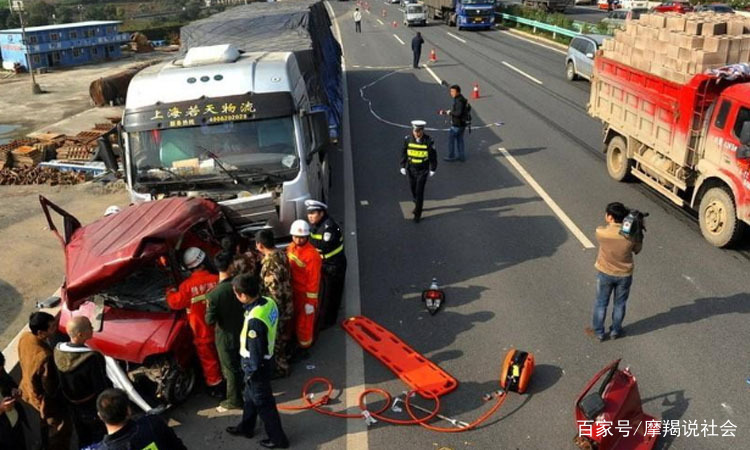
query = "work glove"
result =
(429, 171, 435, 177)
(400, 168, 406, 176)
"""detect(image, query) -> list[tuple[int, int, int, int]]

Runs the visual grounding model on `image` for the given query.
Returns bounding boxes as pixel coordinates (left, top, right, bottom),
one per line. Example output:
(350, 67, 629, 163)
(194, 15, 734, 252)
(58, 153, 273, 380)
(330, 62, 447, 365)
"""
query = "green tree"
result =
(26, 0, 56, 26)
(55, 5, 75, 23)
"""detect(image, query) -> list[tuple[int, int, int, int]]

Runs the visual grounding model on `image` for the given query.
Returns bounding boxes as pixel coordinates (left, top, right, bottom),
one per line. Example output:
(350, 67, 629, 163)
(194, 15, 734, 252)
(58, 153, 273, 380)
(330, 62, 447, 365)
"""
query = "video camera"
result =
(619, 209, 649, 243)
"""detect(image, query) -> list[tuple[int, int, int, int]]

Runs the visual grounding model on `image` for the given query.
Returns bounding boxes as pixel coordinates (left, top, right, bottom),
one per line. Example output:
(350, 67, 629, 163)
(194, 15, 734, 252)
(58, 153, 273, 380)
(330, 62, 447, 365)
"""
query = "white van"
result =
(404, 3, 428, 26)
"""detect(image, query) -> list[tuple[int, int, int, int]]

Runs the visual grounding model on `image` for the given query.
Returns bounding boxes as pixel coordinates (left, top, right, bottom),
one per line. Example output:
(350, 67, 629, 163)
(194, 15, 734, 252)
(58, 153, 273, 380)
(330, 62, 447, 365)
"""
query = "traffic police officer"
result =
(226, 274, 289, 449)
(305, 199, 347, 330)
(400, 120, 437, 223)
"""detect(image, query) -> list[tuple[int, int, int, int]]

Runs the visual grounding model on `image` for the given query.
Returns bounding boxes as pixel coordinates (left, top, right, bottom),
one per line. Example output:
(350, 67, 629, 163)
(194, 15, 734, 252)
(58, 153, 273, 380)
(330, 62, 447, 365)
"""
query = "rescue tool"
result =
(421, 277, 445, 315)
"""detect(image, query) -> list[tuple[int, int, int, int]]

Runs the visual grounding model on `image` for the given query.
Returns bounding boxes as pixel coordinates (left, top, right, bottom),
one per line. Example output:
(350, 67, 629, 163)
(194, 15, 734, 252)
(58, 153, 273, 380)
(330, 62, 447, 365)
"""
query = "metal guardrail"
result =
(497, 13, 581, 39)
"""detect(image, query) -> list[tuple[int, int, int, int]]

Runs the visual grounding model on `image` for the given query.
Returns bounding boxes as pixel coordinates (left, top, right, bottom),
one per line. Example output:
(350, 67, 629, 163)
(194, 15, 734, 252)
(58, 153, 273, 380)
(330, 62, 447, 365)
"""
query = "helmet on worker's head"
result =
(182, 247, 206, 270)
(289, 219, 310, 237)
(104, 205, 121, 217)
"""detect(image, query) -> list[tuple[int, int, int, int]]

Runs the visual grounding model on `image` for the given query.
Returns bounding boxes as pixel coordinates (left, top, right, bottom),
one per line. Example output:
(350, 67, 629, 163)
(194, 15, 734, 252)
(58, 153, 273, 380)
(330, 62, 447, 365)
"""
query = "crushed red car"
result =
(40, 195, 233, 405)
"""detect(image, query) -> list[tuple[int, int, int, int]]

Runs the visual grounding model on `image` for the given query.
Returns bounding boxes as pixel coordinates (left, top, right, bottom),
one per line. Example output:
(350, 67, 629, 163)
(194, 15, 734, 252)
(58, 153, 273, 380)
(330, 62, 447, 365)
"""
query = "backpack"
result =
(463, 101, 472, 128)
(619, 209, 648, 243)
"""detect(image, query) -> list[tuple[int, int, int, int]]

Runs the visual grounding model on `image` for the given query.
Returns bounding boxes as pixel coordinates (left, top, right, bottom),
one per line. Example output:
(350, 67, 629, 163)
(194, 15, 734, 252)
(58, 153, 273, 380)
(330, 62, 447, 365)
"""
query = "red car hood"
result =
(41, 196, 222, 306)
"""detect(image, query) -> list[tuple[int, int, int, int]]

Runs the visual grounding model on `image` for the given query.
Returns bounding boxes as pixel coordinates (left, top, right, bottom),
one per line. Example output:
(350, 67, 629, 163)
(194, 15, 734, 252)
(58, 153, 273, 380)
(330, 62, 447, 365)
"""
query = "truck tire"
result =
(606, 136, 631, 181)
(163, 363, 196, 405)
(698, 187, 745, 248)
(566, 61, 578, 81)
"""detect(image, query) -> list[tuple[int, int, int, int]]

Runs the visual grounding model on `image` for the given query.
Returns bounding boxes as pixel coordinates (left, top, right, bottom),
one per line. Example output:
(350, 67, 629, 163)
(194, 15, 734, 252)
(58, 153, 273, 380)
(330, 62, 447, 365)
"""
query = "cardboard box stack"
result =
(600, 12, 750, 84)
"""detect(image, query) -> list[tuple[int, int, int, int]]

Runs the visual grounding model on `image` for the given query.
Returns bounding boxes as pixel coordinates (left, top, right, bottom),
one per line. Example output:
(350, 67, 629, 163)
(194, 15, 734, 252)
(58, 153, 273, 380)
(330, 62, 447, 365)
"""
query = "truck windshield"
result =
(130, 116, 299, 181)
(407, 5, 423, 12)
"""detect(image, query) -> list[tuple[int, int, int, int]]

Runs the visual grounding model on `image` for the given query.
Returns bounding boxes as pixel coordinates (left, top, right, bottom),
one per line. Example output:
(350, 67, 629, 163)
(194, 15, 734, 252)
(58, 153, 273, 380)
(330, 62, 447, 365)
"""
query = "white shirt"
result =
(354, 11, 362, 22)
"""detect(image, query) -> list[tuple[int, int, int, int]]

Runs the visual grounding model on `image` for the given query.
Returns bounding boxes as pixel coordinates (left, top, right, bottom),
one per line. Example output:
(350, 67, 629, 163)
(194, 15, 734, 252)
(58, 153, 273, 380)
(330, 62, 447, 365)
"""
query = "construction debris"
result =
(601, 11, 750, 84)
(0, 166, 87, 186)
(130, 32, 155, 53)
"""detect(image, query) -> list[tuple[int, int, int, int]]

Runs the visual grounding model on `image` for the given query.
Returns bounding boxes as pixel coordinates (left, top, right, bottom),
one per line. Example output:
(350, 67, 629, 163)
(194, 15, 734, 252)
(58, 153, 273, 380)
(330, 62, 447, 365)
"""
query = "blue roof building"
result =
(0, 21, 130, 70)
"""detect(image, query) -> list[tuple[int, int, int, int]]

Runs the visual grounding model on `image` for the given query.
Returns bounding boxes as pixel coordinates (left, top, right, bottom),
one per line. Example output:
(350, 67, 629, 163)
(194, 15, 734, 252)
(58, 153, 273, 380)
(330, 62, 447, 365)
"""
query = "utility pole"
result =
(11, 1, 42, 94)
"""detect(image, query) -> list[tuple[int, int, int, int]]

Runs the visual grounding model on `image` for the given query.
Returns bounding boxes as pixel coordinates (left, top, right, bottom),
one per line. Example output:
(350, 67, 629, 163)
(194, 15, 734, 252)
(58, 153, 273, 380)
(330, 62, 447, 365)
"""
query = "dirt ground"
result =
(0, 50, 171, 140)
(0, 181, 130, 349)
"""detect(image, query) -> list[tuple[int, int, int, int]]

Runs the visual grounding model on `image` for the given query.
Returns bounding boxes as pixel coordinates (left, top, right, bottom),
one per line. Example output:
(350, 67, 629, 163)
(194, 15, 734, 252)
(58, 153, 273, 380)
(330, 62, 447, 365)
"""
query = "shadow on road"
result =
(642, 390, 690, 450)
(0, 279, 23, 347)
(625, 293, 750, 337)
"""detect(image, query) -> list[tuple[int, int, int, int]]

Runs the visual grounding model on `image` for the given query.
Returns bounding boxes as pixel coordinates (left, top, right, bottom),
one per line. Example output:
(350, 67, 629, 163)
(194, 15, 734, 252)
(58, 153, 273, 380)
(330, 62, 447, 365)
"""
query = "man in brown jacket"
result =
(587, 202, 643, 341)
(18, 311, 72, 450)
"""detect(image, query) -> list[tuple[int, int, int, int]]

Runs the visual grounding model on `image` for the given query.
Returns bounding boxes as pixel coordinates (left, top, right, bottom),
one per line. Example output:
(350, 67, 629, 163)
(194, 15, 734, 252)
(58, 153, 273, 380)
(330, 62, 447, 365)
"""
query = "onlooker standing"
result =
(166, 247, 223, 396)
(305, 200, 347, 330)
(440, 84, 469, 162)
(411, 32, 424, 69)
(54, 316, 111, 447)
(354, 7, 362, 33)
(287, 220, 322, 350)
(226, 275, 289, 449)
(255, 229, 294, 378)
(206, 251, 246, 411)
(1, 350, 27, 450)
(18, 312, 72, 450)
(97, 388, 187, 449)
(586, 202, 643, 341)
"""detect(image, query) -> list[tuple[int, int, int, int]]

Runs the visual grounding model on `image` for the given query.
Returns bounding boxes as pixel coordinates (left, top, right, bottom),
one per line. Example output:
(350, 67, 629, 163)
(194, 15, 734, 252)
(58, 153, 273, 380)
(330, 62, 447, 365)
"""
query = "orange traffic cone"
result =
(472, 82, 480, 99)
(429, 49, 437, 62)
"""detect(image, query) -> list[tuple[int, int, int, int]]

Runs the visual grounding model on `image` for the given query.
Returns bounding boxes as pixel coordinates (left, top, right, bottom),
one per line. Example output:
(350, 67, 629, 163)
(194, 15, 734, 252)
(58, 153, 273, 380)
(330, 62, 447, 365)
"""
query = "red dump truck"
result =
(589, 57, 750, 247)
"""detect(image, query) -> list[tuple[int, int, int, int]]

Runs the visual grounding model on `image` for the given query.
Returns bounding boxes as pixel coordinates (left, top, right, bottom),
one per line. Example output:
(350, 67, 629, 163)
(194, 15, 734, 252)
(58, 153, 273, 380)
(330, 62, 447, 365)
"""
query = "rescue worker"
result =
(97, 388, 187, 449)
(305, 200, 347, 330)
(166, 247, 224, 396)
(53, 316, 111, 448)
(206, 251, 245, 411)
(286, 220, 322, 349)
(18, 311, 72, 450)
(255, 229, 294, 378)
(226, 274, 289, 449)
(400, 120, 437, 223)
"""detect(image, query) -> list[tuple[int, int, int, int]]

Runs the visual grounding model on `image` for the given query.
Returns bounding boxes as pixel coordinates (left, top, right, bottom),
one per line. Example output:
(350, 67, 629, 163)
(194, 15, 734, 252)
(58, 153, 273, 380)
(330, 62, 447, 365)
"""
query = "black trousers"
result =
(408, 167, 429, 219)
(239, 365, 288, 445)
(71, 401, 106, 448)
(413, 50, 421, 68)
(355, 21, 361, 33)
(318, 261, 347, 330)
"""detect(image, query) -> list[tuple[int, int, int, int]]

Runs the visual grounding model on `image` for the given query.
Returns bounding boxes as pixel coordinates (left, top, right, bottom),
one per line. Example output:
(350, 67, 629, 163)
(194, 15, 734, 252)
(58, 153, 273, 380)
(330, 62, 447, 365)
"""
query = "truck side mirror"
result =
(306, 110, 330, 165)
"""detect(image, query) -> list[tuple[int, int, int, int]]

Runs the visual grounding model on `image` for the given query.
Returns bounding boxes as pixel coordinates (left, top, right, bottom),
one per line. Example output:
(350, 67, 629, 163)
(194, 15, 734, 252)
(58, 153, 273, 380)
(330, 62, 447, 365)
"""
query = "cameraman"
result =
(587, 202, 642, 341)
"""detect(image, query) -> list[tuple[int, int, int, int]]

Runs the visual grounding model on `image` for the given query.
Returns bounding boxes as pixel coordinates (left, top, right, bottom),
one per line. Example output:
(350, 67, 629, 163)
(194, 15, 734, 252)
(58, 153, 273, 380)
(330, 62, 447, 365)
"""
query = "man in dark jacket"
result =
(206, 251, 245, 411)
(97, 388, 186, 450)
(54, 316, 112, 447)
(1, 350, 27, 450)
(400, 120, 438, 223)
(411, 32, 424, 68)
(440, 84, 469, 162)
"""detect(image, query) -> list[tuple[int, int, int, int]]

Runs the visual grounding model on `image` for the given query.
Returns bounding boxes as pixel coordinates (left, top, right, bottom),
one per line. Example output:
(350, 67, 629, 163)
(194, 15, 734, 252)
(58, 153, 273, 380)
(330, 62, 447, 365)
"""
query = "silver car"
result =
(565, 34, 607, 82)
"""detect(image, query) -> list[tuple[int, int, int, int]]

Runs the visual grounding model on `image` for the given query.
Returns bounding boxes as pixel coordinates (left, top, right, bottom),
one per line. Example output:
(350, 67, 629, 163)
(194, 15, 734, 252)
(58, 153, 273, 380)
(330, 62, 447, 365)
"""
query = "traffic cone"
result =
(429, 49, 437, 62)
(472, 82, 480, 99)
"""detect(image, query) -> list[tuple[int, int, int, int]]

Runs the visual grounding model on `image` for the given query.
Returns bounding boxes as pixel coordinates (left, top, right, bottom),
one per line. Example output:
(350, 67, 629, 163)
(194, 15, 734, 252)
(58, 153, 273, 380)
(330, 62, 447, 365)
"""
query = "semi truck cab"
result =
(122, 45, 331, 237)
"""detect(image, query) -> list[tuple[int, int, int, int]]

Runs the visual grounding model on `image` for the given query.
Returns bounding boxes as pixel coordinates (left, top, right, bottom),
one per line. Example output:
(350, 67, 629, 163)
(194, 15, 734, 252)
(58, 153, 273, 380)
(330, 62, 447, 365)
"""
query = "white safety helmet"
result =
(289, 219, 310, 237)
(104, 205, 121, 217)
(182, 247, 206, 270)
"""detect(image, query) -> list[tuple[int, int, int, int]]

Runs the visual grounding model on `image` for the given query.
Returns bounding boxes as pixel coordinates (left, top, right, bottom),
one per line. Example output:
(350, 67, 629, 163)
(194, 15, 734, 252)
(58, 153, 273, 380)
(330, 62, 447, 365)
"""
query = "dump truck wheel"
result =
(566, 62, 578, 81)
(606, 136, 631, 181)
(699, 187, 744, 248)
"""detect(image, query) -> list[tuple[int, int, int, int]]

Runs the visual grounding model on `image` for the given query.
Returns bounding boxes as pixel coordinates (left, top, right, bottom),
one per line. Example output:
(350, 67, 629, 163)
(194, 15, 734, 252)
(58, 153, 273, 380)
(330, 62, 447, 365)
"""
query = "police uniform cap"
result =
(304, 199, 328, 212)
(411, 120, 426, 130)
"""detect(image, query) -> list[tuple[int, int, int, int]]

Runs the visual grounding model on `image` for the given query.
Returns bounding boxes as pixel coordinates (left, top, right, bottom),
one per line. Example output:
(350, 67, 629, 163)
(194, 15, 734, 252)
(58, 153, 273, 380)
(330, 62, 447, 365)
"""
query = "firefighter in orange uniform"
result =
(166, 247, 223, 395)
(286, 220, 322, 349)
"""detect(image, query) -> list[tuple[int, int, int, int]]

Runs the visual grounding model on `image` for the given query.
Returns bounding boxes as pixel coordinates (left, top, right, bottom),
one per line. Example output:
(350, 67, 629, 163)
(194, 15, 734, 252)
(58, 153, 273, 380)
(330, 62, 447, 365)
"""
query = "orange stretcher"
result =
(342, 316, 458, 398)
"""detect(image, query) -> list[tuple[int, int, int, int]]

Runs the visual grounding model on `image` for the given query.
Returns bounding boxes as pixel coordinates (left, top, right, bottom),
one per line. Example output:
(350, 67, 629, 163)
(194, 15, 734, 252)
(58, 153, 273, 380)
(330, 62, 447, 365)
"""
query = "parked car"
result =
(602, 7, 648, 29)
(597, 0, 621, 10)
(694, 3, 734, 13)
(651, 0, 693, 13)
(41, 195, 233, 406)
(619, 0, 647, 8)
(566, 34, 608, 81)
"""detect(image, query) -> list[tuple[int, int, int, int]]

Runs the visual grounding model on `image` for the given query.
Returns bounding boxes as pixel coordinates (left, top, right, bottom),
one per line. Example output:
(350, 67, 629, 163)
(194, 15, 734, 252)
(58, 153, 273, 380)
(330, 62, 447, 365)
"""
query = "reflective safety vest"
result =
(239, 297, 279, 359)
(406, 142, 429, 164)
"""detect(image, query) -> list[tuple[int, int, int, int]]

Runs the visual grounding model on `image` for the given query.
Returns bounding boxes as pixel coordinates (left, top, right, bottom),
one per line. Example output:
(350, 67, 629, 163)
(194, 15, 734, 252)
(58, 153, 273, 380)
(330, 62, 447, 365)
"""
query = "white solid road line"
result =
(501, 61, 543, 85)
(499, 30, 567, 56)
(423, 65, 442, 84)
(446, 31, 466, 43)
(377, 18, 384, 25)
(393, 34, 405, 45)
(498, 147, 595, 249)
(324, 2, 369, 449)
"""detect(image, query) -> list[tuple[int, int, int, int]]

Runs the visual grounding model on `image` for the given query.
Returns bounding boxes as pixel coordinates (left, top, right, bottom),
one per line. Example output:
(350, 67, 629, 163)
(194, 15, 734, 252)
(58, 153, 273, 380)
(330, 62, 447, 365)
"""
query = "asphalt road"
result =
(328, 2, 750, 449)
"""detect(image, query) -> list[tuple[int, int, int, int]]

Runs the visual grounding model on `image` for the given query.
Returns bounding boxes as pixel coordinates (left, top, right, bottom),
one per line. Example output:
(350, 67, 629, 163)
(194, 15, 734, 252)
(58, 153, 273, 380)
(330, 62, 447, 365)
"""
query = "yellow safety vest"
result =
(407, 142, 429, 164)
(239, 297, 279, 359)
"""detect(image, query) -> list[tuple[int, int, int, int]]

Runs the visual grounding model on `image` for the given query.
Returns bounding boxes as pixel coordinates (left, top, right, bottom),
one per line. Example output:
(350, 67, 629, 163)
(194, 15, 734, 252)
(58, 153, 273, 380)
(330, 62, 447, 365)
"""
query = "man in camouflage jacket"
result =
(255, 229, 294, 378)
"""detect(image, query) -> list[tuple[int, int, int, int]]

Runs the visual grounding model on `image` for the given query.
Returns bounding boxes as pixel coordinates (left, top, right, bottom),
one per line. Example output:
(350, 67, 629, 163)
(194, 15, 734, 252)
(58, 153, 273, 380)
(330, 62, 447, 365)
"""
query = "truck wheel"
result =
(699, 187, 744, 248)
(606, 136, 631, 181)
(566, 62, 578, 81)
(163, 364, 196, 405)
